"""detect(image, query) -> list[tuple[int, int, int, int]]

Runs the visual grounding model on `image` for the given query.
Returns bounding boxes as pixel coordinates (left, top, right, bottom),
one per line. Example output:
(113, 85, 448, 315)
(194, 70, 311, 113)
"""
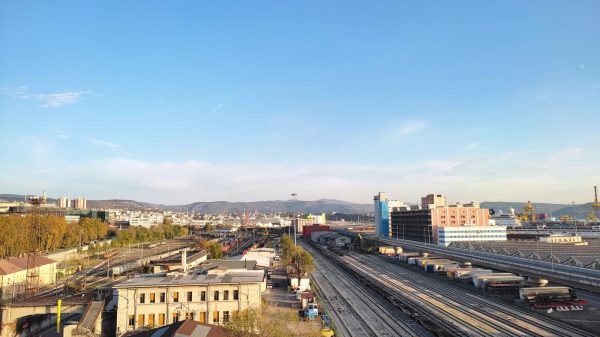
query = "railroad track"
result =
(345, 251, 596, 337)
(304, 243, 433, 337)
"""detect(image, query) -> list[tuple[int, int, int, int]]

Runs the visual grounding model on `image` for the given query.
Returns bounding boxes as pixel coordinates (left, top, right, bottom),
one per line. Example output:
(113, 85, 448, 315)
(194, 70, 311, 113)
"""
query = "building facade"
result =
(71, 197, 87, 210)
(374, 193, 408, 237)
(437, 226, 507, 246)
(391, 194, 492, 244)
(114, 271, 265, 334)
(57, 197, 70, 208)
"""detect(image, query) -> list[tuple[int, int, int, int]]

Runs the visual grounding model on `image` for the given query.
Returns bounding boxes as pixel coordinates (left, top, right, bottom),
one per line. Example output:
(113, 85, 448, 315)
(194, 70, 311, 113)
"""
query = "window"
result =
(149, 293, 156, 303)
(223, 290, 229, 301)
(172, 312, 180, 323)
(160, 293, 166, 303)
(214, 291, 219, 301)
(200, 291, 206, 301)
(128, 315, 135, 327)
(223, 311, 230, 322)
(233, 290, 239, 300)
(138, 314, 145, 326)
(148, 314, 155, 327)
(158, 313, 165, 326)
(173, 292, 179, 302)
(185, 312, 192, 320)
(213, 311, 219, 323)
(139, 293, 146, 304)
(187, 291, 193, 302)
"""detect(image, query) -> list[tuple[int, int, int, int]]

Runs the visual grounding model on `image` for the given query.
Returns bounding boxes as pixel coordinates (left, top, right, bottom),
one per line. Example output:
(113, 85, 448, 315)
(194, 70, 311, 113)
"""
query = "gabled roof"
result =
(0, 256, 56, 276)
(125, 319, 231, 337)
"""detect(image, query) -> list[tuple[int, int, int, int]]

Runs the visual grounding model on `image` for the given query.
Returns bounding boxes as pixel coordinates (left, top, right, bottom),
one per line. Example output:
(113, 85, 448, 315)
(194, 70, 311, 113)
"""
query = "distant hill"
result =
(0, 194, 372, 214)
(481, 201, 595, 219)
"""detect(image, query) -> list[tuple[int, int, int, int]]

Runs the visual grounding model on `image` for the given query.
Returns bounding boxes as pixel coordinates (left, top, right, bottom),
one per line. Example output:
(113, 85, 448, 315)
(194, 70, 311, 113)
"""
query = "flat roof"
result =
(115, 270, 265, 288)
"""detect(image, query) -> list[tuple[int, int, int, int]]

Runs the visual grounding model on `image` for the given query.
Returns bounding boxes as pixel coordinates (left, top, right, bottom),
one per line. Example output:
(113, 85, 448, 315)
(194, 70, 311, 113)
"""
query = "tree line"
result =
(112, 224, 188, 247)
(0, 215, 108, 259)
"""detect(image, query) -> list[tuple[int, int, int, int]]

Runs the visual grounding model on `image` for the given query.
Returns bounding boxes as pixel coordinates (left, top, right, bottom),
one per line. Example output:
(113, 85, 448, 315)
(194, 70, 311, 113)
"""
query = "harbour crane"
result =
(523, 201, 535, 224)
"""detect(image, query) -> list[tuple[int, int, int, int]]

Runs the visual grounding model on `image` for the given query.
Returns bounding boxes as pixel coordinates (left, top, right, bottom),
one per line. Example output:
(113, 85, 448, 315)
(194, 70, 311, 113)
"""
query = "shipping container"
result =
(446, 268, 486, 280)
(398, 252, 420, 262)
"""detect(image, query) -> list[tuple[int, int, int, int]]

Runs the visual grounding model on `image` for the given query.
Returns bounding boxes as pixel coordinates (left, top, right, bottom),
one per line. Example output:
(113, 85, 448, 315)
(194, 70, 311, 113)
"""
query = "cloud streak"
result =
(87, 138, 121, 149)
(2, 86, 92, 107)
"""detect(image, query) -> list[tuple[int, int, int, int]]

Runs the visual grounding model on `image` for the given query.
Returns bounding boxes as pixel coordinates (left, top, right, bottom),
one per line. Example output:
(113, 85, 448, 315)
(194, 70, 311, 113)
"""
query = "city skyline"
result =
(1, 1, 599, 204)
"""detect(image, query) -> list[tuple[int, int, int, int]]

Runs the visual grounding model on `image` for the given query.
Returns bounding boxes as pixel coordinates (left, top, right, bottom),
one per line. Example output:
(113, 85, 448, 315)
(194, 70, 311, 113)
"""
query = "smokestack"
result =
(181, 251, 187, 272)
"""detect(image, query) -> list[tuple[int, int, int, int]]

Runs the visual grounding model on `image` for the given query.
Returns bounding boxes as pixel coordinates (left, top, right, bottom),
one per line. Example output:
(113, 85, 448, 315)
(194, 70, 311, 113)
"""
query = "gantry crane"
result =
(590, 186, 600, 223)
(523, 201, 535, 224)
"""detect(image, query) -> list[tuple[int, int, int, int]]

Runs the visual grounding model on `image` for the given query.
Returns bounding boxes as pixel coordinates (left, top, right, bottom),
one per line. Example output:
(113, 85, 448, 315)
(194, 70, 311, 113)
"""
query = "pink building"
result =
(430, 204, 490, 243)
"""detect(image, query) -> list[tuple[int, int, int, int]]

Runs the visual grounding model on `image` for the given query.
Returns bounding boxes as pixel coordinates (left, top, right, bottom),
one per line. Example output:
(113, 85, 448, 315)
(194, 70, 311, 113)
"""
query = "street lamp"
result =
(291, 193, 298, 246)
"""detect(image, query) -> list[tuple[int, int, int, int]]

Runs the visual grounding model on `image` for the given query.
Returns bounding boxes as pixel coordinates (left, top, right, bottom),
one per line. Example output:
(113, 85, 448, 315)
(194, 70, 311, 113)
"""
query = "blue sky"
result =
(1, 1, 599, 204)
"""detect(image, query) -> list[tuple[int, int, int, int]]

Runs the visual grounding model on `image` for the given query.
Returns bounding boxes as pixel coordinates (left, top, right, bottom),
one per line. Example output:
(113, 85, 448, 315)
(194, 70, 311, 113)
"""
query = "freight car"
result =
(519, 286, 577, 304)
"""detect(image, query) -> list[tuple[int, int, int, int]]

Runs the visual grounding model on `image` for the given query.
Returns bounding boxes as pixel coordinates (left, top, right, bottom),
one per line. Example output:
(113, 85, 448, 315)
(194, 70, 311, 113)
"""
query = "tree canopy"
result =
(0, 214, 109, 258)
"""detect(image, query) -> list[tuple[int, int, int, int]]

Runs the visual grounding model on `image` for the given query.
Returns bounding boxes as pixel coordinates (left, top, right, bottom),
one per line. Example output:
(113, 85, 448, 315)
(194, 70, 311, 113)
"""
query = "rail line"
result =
(345, 251, 596, 337)
(304, 243, 432, 337)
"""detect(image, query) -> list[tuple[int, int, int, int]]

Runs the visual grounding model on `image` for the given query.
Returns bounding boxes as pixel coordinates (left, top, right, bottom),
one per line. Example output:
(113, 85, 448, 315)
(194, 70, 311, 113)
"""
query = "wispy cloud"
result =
(211, 103, 224, 114)
(87, 138, 121, 149)
(387, 120, 427, 141)
(2, 86, 92, 107)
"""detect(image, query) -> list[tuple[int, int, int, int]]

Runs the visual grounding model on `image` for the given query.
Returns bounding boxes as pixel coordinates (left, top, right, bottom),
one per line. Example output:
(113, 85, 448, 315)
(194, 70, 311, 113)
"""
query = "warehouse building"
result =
(0, 256, 57, 299)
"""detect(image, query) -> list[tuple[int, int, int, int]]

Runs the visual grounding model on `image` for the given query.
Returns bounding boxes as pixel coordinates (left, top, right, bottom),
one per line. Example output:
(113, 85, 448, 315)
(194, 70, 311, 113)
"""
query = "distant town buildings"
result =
(71, 197, 87, 210)
(57, 196, 70, 208)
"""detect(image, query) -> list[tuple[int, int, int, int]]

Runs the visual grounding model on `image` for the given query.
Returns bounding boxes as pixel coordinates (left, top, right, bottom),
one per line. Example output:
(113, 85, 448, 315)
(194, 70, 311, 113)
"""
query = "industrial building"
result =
(386, 193, 495, 245)
(0, 256, 57, 299)
(438, 226, 507, 246)
(113, 269, 265, 334)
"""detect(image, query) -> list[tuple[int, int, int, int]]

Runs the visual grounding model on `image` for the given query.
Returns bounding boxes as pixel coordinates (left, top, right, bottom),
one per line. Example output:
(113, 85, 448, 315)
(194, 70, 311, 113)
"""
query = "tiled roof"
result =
(0, 256, 56, 276)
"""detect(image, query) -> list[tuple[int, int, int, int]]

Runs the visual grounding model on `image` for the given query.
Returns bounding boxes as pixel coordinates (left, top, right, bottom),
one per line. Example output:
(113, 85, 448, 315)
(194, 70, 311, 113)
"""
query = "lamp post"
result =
(291, 193, 298, 246)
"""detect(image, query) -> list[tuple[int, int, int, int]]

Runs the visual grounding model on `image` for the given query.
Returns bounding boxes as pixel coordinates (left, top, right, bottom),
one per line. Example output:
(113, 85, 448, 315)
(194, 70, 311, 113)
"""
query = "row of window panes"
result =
(139, 290, 239, 304)
(128, 310, 236, 327)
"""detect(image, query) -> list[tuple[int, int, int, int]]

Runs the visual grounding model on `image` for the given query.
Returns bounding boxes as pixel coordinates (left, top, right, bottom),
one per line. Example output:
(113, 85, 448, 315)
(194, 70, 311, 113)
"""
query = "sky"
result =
(1, 1, 599, 205)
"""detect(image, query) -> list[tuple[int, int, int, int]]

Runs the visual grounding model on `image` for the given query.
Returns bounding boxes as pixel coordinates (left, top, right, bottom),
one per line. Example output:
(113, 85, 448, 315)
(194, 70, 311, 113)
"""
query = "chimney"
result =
(181, 251, 187, 272)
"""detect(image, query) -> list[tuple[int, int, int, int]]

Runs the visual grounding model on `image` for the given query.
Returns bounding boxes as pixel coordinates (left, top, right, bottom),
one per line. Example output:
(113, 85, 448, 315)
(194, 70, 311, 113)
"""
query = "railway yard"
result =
(305, 240, 599, 337)
(304, 243, 433, 337)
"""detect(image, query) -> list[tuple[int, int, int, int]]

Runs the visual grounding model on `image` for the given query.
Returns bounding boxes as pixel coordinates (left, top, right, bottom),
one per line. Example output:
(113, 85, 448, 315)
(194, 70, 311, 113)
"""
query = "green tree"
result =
(208, 243, 223, 259)
(203, 223, 214, 232)
(290, 246, 315, 287)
